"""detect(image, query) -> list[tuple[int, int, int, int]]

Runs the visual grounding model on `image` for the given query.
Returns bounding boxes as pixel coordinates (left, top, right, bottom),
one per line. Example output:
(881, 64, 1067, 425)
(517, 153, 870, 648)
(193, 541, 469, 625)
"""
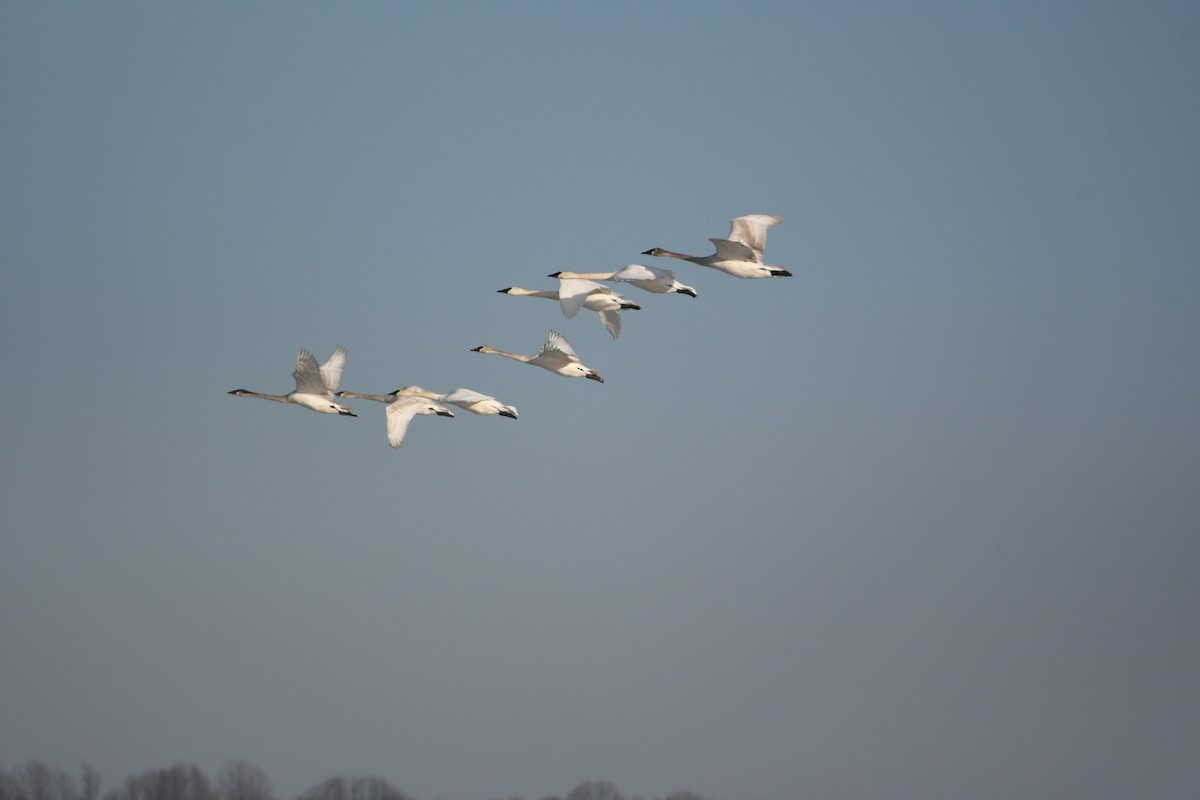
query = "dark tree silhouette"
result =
(565, 781, 623, 800)
(296, 776, 409, 800)
(104, 764, 214, 800)
(215, 762, 273, 800)
(8, 761, 81, 800)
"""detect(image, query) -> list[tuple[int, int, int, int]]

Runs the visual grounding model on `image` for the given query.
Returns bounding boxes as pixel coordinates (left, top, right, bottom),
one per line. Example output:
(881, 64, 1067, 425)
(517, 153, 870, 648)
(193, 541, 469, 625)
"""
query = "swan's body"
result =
(334, 390, 453, 447)
(471, 330, 603, 382)
(643, 214, 792, 279)
(549, 264, 697, 298)
(393, 387, 518, 419)
(228, 346, 357, 416)
(498, 281, 640, 339)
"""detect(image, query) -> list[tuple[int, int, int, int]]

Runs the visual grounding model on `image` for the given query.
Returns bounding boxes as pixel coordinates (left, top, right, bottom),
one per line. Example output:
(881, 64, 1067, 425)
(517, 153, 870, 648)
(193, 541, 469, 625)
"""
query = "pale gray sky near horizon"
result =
(2, 3, 1198, 800)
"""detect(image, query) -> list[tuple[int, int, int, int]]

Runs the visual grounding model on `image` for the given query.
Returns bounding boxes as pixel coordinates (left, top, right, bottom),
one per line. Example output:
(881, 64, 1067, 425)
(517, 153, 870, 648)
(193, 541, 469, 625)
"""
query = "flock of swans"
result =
(228, 213, 790, 447)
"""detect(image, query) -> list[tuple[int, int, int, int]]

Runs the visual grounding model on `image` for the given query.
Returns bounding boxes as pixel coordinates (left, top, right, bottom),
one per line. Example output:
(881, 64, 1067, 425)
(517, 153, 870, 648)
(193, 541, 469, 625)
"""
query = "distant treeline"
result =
(0, 760, 712, 800)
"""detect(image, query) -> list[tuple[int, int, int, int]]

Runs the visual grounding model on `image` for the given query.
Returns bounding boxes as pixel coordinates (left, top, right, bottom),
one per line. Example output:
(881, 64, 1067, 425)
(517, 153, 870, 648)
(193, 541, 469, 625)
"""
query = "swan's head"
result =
(497, 287, 513, 294)
(228, 389, 248, 396)
(470, 345, 486, 353)
(334, 391, 347, 397)
(641, 248, 664, 257)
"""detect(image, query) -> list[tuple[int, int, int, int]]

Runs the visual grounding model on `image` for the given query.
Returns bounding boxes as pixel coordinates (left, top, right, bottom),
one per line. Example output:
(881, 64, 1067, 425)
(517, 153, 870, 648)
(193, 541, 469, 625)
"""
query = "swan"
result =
(642, 213, 792, 278)
(471, 330, 603, 382)
(334, 390, 454, 447)
(548, 264, 697, 297)
(393, 386, 519, 419)
(497, 280, 640, 339)
(228, 346, 357, 416)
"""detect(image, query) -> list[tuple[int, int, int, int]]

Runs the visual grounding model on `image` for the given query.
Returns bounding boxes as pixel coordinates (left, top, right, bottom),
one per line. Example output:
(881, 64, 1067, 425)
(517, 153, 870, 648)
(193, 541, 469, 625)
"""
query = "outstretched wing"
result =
(442, 387, 493, 405)
(710, 237, 759, 262)
(557, 278, 608, 319)
(292, 349, 327, 394)
(728, 214, 781, 256)
(613, 263, 674, 282)
(319, 346, 349, 393)
(598, 309, 621, 339)
(385, 396, 423, 448)
(541, 329, 580, 363)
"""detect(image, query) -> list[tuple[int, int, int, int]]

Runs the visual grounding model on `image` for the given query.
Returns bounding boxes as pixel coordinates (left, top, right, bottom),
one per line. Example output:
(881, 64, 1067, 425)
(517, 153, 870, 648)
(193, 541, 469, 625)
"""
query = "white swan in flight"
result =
(642, 214, 792, 278)
(548, 264, 697, 297)
(497, 279, 640, 339)
(335, 390, 454, 448)
(228, 346, 357, 416)
(393, 387, 519, 419)
(471, 330, 603, 382)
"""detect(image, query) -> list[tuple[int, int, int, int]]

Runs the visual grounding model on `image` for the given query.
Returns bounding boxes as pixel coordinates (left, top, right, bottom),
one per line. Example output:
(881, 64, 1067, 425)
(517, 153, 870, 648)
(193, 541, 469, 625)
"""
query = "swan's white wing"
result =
(541, 330, 580, 363)
(728, 214, 781, 254)
(612, 263, 672, 282)
(319, 346, 349, 393)
(557, 278, 609, 319)
(394, 385, 443, 400)
(599, 309, 621, 339)
(442, 387, 492, 405)
(293, 349, 327, 394)
(710, 237, 759, 262)
(385, 396, 424, 448)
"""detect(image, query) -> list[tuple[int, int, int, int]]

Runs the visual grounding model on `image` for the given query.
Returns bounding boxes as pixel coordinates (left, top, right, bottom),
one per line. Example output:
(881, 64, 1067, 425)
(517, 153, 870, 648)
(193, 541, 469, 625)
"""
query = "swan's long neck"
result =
(228, 389, 291, 404)
(473, 346, 532, 363)
(503, 287, 558, 299)
(335, 391, 391, 403)
(554, 271, 615, 281)
(654, 249, 707, 265)
(392, 387, 445, 401)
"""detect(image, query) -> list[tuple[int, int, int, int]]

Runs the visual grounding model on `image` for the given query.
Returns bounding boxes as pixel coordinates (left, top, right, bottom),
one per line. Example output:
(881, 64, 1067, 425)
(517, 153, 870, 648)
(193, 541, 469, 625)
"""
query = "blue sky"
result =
(2, 3, 1198, 800)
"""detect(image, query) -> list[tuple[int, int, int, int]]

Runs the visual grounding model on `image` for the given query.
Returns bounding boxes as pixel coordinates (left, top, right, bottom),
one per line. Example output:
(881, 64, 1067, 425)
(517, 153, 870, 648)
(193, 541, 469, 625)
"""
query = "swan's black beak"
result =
(641, 249, 655, 256)
(621, 302, 641, 311)
(586, 372, 604, 383)
(497, 287, 512, 293)
(770, 269, 793, 277)
(547, 271, 562, 278)
(470, 346, 484, 352)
